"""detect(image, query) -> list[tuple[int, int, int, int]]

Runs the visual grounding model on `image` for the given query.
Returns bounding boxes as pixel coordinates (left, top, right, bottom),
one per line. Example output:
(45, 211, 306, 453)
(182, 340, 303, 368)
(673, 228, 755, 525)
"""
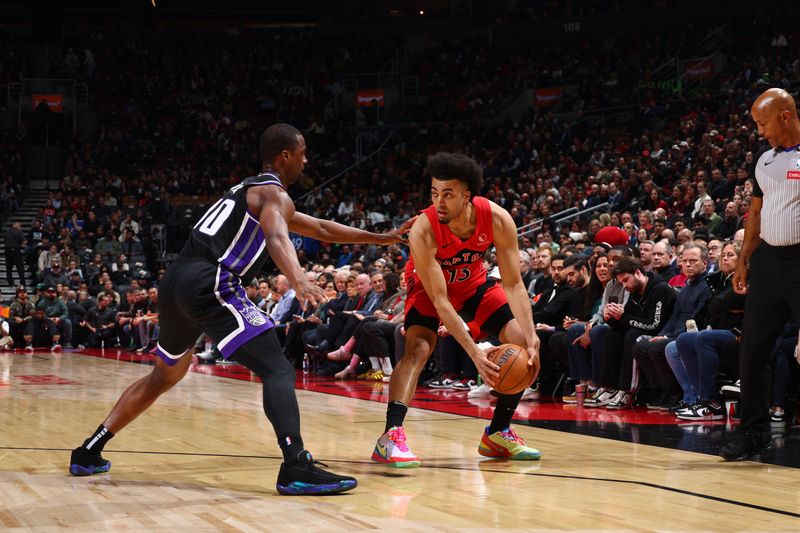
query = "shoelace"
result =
(299, 454, 330, 471)
(308, 458, 329, 470)
(500, 428, 525, 445)
(389, 427, 410, 451)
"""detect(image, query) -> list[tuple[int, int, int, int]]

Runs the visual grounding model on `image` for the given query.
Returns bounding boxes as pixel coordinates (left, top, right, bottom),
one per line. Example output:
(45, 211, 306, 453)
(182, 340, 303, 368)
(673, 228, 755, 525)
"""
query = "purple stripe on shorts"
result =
(216, 273, 274, 359)
(155, 346, 179, 366)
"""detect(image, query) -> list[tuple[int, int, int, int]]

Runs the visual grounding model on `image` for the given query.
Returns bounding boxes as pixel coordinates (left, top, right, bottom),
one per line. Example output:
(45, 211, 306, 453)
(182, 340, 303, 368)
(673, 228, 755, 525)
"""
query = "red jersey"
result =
(406, 196, 495, 307)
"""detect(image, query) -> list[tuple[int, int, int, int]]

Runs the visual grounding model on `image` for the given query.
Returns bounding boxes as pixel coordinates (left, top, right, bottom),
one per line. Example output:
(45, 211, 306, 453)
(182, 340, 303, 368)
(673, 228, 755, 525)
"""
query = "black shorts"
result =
(155, 258, 274, 366)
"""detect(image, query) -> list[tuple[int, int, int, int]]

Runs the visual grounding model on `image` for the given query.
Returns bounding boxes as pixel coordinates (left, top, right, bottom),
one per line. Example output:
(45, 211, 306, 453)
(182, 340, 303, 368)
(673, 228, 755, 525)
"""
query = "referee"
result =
(721, 88, 800, 460)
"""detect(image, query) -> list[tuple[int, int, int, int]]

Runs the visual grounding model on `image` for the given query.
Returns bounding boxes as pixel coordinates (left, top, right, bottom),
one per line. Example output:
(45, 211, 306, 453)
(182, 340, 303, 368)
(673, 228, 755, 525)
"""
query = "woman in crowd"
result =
(667, 241, 744, 420)
(330, 272, 406, 380)
(645, 189, 668, 213)
(562, 253, 612, 400)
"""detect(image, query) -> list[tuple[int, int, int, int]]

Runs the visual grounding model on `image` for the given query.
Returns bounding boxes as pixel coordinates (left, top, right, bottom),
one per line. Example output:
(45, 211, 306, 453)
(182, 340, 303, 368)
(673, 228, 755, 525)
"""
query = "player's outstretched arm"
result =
(409, 216, 500, 386)
(288, 211, 416, 245)
(249, 186, 325, 310)
(491, 202, 541, 367)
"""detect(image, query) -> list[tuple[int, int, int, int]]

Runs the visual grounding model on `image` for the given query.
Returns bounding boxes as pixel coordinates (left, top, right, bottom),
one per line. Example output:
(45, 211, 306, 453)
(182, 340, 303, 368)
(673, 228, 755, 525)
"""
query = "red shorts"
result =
(404, 277, 513, 339)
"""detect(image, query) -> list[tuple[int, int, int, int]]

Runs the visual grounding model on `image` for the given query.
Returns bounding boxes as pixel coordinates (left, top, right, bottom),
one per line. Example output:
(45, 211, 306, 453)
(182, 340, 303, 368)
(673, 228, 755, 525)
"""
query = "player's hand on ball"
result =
(474, 346, 501, 388)
(526, 342, 541, 382)
(527, 336, 541, 368)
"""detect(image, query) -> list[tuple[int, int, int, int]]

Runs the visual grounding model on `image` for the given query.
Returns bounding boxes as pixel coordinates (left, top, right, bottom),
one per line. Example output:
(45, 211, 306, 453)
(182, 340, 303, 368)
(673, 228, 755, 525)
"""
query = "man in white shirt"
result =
(269, 274, 297, 325)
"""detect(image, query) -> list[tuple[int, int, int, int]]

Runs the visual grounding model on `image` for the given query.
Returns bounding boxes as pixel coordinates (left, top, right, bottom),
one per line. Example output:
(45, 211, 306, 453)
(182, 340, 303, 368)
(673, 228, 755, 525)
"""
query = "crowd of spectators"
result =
(1, 14, 799, 423)
(5, 281, 160, 353)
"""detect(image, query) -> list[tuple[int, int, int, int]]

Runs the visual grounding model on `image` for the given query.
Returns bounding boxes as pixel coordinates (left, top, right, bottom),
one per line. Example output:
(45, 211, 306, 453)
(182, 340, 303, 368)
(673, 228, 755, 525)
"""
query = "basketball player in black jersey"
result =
(69, 123, 413, 495)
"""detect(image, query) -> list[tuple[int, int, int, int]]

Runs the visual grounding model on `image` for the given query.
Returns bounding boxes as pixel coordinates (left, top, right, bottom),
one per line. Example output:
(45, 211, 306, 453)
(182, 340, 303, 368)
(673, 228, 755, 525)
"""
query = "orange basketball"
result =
(487, 343, 535, 395)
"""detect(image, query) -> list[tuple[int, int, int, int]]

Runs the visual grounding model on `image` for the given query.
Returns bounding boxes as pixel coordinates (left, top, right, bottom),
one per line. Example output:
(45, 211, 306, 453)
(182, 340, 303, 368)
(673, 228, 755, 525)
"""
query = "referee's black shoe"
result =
(719, 430, 772, 461)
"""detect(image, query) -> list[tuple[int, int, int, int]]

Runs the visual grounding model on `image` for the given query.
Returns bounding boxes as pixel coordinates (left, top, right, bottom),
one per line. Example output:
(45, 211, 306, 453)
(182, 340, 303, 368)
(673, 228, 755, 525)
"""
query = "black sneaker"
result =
(770, 407, 786, 424)
(719, 430, 772, 461)
(276, 451, 357, 495)
(69, 446, 111, 476)
(667, 400, 691, 414)
(720, 379, 741, 398)
(676, 401, 725, 421)
(426, 374, 459, 389)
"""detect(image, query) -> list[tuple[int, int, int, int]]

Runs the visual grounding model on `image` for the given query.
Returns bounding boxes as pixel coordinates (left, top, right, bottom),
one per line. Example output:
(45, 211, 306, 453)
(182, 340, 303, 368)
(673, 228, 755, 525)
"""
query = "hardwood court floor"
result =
(1, 351, 799, 532)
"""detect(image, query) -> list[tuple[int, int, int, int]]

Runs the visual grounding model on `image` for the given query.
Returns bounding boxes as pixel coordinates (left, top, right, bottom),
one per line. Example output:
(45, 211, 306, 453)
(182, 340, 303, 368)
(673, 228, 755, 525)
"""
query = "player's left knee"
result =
(148, 370, 182, 394)
(150, 356, 190, 392)
(499, 319, 524, 344)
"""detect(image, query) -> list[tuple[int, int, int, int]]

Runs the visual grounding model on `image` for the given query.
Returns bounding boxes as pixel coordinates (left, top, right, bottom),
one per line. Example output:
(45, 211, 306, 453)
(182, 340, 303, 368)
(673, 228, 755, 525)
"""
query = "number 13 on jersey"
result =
(446, 266, 470, 283)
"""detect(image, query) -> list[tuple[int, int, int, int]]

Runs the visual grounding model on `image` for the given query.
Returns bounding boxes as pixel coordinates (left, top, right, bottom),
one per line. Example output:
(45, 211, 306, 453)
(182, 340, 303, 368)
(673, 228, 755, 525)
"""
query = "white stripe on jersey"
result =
(217, 215, 252, 264)
(247, 178, 283, 187)
(239, 212, 267, 278)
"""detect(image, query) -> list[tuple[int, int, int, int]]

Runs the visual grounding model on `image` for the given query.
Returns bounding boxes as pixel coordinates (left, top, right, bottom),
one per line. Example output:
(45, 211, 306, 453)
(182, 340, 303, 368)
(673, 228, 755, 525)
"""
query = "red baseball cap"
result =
(594, 226, 629, 246)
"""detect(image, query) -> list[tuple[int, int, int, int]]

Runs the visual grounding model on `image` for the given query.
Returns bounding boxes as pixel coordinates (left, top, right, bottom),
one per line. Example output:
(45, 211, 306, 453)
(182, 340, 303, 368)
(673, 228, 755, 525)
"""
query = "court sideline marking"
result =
(1, 445, 798, 520)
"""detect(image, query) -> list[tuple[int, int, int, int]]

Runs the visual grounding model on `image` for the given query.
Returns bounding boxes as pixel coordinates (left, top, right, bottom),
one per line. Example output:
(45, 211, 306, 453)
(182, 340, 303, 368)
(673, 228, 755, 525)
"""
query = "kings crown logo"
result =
(241, 305, 267, 326)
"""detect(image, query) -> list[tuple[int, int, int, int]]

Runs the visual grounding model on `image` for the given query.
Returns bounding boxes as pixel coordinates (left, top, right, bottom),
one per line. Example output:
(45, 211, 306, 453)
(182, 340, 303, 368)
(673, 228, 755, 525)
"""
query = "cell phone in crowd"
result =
(608, 296, 619, 304)
(731, 328, 742, 338)
(293, 307, 308, 321)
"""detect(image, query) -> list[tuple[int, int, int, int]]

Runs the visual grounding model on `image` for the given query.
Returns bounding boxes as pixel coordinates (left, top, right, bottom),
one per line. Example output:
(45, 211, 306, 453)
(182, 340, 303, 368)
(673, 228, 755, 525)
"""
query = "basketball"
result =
(487, 343, 535, 395)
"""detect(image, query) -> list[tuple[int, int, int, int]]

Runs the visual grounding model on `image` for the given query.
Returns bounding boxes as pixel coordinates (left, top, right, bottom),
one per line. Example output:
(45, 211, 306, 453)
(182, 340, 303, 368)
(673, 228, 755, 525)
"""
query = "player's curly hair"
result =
(426, 152, 484, 199)
(259, 123, 302, 163)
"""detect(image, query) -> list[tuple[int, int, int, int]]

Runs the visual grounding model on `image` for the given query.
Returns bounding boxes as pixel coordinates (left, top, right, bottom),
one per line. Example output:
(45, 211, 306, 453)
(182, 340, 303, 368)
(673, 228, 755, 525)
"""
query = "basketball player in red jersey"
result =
(372, 152, 542, 467)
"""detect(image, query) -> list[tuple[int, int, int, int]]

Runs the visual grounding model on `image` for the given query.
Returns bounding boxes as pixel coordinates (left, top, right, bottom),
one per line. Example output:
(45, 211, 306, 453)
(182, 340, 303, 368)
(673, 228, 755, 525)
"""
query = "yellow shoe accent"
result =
(357, 369, 375, 380)
(478, 427, 541, 460)
(368, 370, 385, 381)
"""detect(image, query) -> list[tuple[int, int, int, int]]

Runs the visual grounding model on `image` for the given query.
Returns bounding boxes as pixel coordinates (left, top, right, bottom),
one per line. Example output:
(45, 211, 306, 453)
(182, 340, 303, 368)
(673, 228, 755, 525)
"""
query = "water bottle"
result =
(576, 383, 586, 407)
(302, 354, 309, 374)
(686, 319, 698, 332)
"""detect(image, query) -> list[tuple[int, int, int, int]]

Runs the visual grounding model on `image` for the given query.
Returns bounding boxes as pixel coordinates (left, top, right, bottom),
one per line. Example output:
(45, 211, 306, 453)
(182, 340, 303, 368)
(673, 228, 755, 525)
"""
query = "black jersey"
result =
(180, 171, 283, 283)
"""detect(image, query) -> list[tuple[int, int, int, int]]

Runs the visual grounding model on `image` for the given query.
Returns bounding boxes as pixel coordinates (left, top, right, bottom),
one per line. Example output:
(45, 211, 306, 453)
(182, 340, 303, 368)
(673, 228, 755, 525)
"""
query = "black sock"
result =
(278, 434, 305, 465)
(385, 401, 408, 433)
(488, 391, 524, 434)
(81, 424, 114, 453)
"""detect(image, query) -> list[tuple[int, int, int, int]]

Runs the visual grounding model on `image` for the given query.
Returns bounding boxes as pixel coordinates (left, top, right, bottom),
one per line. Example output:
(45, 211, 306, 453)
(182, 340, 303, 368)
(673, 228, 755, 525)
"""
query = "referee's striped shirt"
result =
(753, 143, 800, 246)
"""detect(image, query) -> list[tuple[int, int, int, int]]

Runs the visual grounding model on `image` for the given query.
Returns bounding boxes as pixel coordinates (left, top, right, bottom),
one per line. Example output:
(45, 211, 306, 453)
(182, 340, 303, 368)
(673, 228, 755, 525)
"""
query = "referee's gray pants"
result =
(740, 242, 800, 431)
